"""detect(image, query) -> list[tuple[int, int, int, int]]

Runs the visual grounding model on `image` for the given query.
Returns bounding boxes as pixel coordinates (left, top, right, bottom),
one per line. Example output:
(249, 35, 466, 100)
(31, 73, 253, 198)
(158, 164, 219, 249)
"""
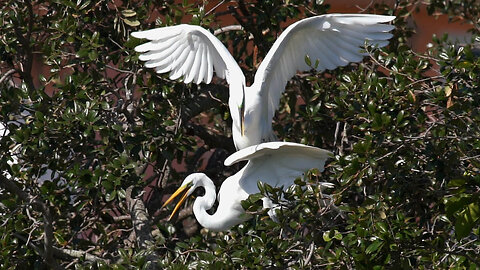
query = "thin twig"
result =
(106, 64, 135, 75)
(0, 69, 16, 84)
(0, 174, 56, 267)
(304, 242, 315, 266)
(205, 0, 225, 16)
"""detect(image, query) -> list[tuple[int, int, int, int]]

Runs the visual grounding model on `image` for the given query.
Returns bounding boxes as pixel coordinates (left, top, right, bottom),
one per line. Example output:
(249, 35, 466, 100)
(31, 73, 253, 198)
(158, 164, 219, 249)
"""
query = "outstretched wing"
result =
(251, 14, 395, 134)
(132, 24, 244, 85)
(225, 142, 332, 191)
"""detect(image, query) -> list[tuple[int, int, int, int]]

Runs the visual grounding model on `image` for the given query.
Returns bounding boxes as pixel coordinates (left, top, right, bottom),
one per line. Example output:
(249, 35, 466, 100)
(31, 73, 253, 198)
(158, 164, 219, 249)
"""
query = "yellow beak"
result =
(238, 87, 245, 137)
(240, 109, 245, 137)
(239, 86, 246, 136)
(162, 184, 192, 221)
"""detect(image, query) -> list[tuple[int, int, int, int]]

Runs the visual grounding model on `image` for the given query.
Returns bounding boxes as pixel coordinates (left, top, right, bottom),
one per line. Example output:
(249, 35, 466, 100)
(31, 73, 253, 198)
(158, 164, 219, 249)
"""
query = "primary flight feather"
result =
(132, 14, 395, 150)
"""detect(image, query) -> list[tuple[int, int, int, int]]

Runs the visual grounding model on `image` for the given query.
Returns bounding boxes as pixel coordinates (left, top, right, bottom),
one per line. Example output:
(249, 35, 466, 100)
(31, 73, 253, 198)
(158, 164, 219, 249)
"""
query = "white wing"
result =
(225, 141, 331, 166)
(225, 142, 332, 190)
(132, 24, 244, 85)
(251, 14, 395, 131)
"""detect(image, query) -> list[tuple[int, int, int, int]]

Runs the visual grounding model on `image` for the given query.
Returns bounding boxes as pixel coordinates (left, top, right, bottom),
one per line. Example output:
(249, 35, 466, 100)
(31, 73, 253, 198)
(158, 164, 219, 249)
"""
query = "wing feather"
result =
(169, 44, 192, 80)
(182, 49, 197, 83)
(137, 35, 183, 60)
(184, 43, 201, 83)
(132, 24, 244, 85)
(251, 14, 395, 140)
(205, 48, 214, 84)
(198, 43, 208, 84)
(225, 142, 332, 190)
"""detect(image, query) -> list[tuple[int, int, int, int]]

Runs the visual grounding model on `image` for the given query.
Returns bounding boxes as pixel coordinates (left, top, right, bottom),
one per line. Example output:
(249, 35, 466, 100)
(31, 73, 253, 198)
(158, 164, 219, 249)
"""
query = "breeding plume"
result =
(162, 141, 332, 231)
(132, 14, 395, 150)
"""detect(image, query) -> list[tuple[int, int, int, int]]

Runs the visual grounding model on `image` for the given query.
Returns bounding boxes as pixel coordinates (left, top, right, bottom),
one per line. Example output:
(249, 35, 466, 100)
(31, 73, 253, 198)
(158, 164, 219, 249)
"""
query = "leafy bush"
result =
(0, 0, 479, 269)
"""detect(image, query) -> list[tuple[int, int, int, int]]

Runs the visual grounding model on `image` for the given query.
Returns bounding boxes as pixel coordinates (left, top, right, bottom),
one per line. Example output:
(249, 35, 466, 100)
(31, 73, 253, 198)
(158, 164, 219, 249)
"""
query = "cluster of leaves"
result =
(0, 0, 479, 269)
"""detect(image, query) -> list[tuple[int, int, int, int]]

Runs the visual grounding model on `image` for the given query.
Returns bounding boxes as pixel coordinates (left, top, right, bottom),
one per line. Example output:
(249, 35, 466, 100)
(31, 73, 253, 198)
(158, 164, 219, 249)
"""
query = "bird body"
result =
(162, 141, 332, 231)
(133, 14, 395, 150)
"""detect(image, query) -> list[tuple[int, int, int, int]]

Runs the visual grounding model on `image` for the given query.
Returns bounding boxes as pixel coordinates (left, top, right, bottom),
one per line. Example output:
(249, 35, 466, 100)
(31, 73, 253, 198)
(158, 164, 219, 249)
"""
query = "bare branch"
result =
(214, 25, 244, 35)
(0, 174, 56, 267)
(54, 247, 109, 264)
(11, 1, 36, 92)
(186, 123, 235, 152)
(181, 84, 229, 123)
(126, 186, 160, 269)
(0, 69, 16, 85)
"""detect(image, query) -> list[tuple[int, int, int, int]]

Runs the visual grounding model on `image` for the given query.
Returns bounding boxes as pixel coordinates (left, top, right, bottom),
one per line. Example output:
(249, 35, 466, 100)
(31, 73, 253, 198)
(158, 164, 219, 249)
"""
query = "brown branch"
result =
(214, 25, 244, 35)
(54, 247, 109, 264)
(3, 182, 56, 266)
(0, 174, 56, 267)
(231, 1, 269, 55)
(13, 232, 109, 265)
(11, 2, 35, 92)
(186, 123, 235, 152)
(126, 186, 159, 270)
(0, 69, 16, 85)
(181, 83, 229, 123)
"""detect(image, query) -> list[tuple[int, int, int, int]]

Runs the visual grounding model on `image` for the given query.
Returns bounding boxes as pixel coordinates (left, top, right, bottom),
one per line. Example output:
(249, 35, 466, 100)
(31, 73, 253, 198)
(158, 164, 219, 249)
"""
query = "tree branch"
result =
(13, 232, 109, 265)
(0, 174, 57, 268)
(54, 247, 109, 264)
(180, 83, 229, 123)
(186, 123, 235, 152)
(214, 25, 245, 35)
(0, 69, 16, 85)
(11, 1, 36, 92)
(126, 186, 160, 270)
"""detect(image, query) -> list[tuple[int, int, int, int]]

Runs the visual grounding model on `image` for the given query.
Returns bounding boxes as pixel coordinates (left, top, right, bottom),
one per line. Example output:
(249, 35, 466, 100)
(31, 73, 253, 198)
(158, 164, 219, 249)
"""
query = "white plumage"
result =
(133, 14, 395, 150)
(162, 141, 332, 231)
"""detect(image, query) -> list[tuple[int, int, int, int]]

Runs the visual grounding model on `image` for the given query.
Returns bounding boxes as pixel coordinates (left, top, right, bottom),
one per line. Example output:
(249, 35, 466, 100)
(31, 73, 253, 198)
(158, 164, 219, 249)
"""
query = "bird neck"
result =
(192, 175, 244, 231)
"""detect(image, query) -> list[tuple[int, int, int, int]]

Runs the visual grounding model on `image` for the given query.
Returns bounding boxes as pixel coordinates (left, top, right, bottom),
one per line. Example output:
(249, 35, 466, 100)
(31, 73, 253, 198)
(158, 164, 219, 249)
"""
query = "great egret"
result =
(162, 141, 332, 231)
(132, 14, 395, 150)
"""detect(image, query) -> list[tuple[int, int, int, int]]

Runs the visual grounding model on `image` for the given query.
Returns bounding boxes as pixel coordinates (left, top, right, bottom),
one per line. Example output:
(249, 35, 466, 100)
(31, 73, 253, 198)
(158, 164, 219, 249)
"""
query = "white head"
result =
(162, 173, 213, 220)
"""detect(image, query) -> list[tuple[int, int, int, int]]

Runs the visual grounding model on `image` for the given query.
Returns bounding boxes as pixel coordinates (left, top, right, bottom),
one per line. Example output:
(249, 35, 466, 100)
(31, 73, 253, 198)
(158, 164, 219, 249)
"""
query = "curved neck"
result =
(192, 175, 242, 231)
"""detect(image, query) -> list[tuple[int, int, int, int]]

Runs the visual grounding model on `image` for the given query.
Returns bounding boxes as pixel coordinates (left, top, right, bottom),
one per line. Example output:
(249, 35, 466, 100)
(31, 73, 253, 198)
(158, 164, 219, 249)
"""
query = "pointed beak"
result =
(162, 184, 192, 221)
(240, 108, 245, 137)
(239, 87, 246, 136)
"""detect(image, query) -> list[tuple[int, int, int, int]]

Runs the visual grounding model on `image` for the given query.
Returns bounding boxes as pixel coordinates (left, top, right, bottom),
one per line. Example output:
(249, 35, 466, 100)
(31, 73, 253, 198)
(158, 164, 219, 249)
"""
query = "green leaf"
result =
(366, 240, 383, 254)
(323, 231, 332, 242)
(455, 203, 480, 239)
(54, 232, 67, 246)
(376, 222, 388, 233)
(304, 54, 312, 67)
(448, 179, 466, 187)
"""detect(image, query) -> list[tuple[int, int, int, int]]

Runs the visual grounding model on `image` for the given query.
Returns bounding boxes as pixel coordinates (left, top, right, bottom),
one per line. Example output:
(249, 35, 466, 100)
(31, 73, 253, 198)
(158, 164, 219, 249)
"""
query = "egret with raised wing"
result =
(132, 14, 395, 150)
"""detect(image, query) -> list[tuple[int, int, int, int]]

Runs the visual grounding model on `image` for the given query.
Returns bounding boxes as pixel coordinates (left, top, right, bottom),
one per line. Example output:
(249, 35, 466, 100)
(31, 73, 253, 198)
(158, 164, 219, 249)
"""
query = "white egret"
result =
(132, 14, 395, 150)
(162, 141, 332, 231)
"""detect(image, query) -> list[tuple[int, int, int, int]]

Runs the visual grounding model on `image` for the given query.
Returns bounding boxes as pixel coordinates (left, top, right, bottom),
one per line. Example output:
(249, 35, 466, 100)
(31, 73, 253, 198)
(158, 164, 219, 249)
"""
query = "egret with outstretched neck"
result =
(132, 14, 395, 150)
(162, 141, 332, 231)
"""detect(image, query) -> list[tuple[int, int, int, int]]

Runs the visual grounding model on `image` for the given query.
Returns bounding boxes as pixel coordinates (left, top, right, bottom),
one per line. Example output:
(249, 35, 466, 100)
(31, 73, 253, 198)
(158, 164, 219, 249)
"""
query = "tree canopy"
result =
(0, 0, 479, 269)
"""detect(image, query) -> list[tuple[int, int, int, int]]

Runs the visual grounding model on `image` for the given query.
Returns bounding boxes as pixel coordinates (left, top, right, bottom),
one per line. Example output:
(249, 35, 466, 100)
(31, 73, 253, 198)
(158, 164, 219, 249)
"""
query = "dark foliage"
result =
(0, 0, 479, 268)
